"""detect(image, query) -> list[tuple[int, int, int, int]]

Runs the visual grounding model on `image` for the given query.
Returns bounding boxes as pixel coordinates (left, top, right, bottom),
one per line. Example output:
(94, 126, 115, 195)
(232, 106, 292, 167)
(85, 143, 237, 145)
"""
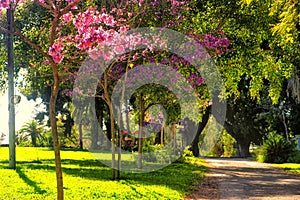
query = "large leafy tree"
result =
(189, 0, 298, 156)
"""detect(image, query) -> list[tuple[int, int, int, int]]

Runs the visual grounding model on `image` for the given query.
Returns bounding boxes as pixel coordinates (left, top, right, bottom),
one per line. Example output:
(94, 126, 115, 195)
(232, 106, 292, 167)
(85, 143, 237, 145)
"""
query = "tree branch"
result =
(34, 0, 52, 10)
(0, 26, 13, 35)
(60, 0, 81, 16)
(13, 26, 54, 64)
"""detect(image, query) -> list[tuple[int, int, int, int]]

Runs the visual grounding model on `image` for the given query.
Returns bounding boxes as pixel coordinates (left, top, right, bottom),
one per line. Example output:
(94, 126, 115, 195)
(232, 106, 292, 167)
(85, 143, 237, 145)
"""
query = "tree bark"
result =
(236, 139, 251, 158)
(138, 94, 144, 169)
(171, 122, 176, 148)
(91, 119, 98, 149)
(160, 125, 164, 145)
(108, 103, 116, 180)
(32, 134, 37, 147)
(50, 75, 64, 200)
(79, 122, 83, 149)
(190, 107, 211, 157)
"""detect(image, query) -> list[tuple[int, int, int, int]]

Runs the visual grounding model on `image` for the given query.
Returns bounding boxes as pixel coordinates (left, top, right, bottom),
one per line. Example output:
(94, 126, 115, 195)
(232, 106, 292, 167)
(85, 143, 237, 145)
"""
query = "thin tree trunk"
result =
(79, 122, 83, 149)
(171, 122, 176, 148)
(138, 94, 144, 169)
(282, 110, 289, 140)
(108, 103, 116, 180)
(32, 134, 37, 147)
(99, 103, 104, 147)
(117, 129, 121, 179)
(50, 75, 64, 200)
(116, 64, 129, 178)
(117, 102, 122, 179)
(160, 125, 164, 145)
(125, 107, 130, 133)
(91, 119, 98, 149)
(103, 66, 115, 180)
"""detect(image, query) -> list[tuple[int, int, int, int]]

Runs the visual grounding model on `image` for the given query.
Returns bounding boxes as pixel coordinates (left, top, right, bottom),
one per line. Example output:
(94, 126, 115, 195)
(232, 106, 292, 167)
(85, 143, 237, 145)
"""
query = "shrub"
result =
(222, 131, 237, 157)
(211, 138, 224, 157)
(257, 132, 296, 163)
(142, 143, 163, 162)
(287, 151, 300, 163)
(182, 146, 194, 157)
(132, 142, 178, 164)
(208, 130, 237, 157)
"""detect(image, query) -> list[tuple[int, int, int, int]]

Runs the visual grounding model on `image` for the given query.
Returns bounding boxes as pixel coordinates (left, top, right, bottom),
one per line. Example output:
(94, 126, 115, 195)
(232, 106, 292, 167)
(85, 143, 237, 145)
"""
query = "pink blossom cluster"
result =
(49, 41, 64, 63)
(61, 89, 73, 97)
(0, 0, 10, 9)
(73, 7, 116, 30)
(186, 74, 204, 89)
(169, 0, 186, 6)
(189, 30, 231, 56)
(0, 0, 38, 10)
(59, 7, 153, 61)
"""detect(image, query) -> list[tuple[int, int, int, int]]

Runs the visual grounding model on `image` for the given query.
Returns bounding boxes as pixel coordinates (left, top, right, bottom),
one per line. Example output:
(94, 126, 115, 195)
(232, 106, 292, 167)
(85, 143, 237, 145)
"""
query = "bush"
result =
(222, 131, 237, 157)
(287, 151, 300, 163)
(257, 132, 296, 163)
(211, 138, 224, 157)
(209, 130, 237, 157)
(132, 141, 184, 164)
(182, 146, 194, 157)
(142, 143, 163, 162)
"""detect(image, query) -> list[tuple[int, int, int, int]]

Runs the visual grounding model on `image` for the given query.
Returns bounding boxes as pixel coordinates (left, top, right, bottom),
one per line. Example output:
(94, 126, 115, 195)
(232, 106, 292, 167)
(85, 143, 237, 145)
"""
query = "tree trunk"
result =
(171, 122, 176, 148)
(138, 94, 144, 169)
(236, 140, 251, 158)
(117, 129, 121, 179)
(125, 107, 130, 133)
(99, 103, 104, 147)
(32, 134, 37, 147)
(79, 122, 83, 149)
(160, 125, 164, 145)
(91, 119, 98, 149)
(108, 103, 116, 180)
(281, 110, 289, 140)
(190, 107, 211, 157)
(50, 76, 64, 200)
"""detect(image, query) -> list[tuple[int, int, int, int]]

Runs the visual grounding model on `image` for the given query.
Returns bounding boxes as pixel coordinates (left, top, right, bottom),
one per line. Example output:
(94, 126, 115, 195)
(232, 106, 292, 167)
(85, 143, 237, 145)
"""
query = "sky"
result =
(0, 91, 45, 144)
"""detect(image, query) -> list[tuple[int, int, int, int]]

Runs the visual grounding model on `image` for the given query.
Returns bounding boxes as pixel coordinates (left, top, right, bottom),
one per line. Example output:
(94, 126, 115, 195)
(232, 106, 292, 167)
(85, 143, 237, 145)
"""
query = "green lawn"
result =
(272, 163, 300, 174)
(0, 147, 206, 200)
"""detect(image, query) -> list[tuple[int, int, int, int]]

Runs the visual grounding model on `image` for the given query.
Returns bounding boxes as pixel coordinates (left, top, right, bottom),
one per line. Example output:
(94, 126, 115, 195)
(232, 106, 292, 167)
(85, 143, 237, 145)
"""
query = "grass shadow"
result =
(0, 150, 207, 197)
(19, 158, 206, 194)
(16, 167, 47, 195)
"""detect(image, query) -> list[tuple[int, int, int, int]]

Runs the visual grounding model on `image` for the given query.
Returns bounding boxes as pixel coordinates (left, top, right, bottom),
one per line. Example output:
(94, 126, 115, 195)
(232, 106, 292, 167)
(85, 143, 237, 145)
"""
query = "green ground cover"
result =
(272, 163, 300, 174)
(0, 147, 206, 200)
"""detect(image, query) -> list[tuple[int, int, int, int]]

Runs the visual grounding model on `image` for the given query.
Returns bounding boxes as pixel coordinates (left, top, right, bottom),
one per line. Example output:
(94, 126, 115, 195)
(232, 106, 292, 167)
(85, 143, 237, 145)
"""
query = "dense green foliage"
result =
(204, 130, 237, 158)
(256, 132, 296, 163)
(0, 147, 206, 199)
(287, 151, 300, 164)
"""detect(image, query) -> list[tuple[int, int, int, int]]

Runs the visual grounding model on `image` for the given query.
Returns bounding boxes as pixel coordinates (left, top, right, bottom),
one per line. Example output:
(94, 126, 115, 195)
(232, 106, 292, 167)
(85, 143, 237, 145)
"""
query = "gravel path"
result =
(185, 158, 300, 200)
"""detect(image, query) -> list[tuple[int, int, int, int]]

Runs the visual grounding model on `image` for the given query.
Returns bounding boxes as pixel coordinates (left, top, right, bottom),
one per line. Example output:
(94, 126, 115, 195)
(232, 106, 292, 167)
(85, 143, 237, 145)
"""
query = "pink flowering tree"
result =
(52, 0, 230, 173)
(0, 0, 231, 198)
(64, 2, 230, 171)
(0, 0, 82, 199)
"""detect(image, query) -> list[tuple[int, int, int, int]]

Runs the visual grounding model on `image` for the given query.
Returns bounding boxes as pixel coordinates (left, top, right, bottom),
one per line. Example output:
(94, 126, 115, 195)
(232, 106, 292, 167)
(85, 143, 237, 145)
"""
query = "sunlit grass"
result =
(0, 147, 206, 199)
(272, 163, 300, 174)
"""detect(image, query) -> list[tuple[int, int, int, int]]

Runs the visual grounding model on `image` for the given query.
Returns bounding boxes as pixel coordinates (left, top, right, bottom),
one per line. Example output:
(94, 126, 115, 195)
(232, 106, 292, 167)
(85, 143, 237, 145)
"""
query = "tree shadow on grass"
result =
(19, 159, 205, 195)
(0, 157, 206, 196)
(16, 167, 47, 195)
(0, 158, 106, 167)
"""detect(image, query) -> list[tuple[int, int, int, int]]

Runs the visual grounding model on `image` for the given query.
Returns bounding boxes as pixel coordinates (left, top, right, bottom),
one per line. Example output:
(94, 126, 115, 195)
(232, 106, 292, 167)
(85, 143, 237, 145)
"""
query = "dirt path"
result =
(185, 158, 300, 200)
